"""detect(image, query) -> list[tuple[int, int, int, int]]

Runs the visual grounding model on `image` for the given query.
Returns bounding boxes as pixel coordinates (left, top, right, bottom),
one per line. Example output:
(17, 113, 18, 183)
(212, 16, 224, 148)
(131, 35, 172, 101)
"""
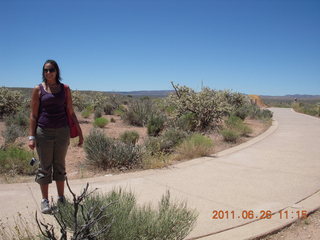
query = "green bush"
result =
(167, 83, 247, 131)
(5, 111, 29, 129)
(94, 108, 103, 119)
(175, 112, 197, 132)
(225, 115, 243, 127)
(120, 130, 140, 145)
(103, 102, 115, 115)
(175, 134, 213, 160)
(122, 99, 154, 126)
(72, 90, 88, 112)
(0, 87, 24, 118)
(57, 189, 198, 240)
(1, 111, 30, 145)
(93, 117, 109, 128)
(259, 109, 273, 119)
(247, 105, 273, 120)
(147, 115, 165, 136)
(221, 129, 240, 143)
(81, 109, 91, 118)
(0, 145, 34, 175)
(145, 129, 188, 155)
(112, 105, 126, 116)
(84, 129, 142, 169)
(225, 115, 252, 137)
(83, 129, 112, 168)
(141, 152, 170, 169)
(233, 105, 250, 120)
(2, 125, 23, 145)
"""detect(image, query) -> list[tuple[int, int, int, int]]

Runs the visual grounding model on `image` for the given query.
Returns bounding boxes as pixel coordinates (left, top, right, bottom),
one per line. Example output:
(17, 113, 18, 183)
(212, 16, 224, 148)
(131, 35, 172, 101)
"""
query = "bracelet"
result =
(28, 136, 36, 140)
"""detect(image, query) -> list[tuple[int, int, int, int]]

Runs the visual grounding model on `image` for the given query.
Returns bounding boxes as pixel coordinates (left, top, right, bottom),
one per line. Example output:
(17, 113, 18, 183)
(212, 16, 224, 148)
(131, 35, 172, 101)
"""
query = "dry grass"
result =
(173, 134, 214, 161)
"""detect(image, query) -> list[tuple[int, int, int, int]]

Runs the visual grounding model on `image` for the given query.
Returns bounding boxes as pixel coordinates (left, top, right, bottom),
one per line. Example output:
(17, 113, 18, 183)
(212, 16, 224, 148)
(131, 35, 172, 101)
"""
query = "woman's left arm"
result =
(66, 86, 84, 146)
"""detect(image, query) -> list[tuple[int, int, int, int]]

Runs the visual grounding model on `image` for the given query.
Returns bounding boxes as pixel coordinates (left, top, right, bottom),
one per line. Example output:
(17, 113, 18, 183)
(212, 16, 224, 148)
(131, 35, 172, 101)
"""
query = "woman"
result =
(28, 59, 83, 214)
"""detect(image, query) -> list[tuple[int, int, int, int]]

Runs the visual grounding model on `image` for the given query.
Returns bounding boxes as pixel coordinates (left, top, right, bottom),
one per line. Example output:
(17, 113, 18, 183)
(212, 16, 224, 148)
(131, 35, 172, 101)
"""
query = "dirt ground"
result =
(1, 114, 319, 239)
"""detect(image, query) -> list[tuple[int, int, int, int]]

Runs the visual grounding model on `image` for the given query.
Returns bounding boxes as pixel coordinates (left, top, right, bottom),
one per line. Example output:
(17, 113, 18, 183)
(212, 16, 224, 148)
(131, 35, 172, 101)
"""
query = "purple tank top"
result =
(37, 83, 68, 128)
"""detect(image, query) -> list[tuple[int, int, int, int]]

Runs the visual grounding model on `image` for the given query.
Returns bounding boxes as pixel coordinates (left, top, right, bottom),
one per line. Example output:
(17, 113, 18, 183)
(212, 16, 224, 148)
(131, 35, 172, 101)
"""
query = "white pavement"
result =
(1, 108, 320, 239)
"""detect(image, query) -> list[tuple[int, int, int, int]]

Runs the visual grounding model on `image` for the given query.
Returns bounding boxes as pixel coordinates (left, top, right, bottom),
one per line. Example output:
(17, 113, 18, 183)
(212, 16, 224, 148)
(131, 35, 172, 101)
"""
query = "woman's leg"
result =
(40, 184, 49, 199)
(56, 180, 65, 197)
(53, 127, 70, 198)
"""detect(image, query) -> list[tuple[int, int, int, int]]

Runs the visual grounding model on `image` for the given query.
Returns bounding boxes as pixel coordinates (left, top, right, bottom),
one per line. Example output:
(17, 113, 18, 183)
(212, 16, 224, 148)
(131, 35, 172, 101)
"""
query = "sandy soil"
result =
(1, 115, 319, 239)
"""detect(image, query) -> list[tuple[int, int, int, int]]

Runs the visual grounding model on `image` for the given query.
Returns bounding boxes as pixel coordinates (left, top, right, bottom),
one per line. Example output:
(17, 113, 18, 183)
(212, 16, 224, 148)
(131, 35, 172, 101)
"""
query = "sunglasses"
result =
(44, 68, 56, 73)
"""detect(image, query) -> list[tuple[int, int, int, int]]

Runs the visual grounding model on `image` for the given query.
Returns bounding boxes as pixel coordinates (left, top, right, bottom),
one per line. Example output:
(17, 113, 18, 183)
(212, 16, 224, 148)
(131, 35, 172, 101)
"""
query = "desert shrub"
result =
(83, 129, 112, 168)
(2, 111, 29, 145)
(81, 108, 92, 118)
(218, 90, 248, 114)
(2, 125, 23, 145)
(145, 129, 188, 155)
(110, 141, 142, 169)
(94, 108, 103, 119)
(113, 105, 126, 116)
(174, 112, 197, 132)
(175, 133, 213, 160)
(233, 105, 250, 120)
(225, 115, 252, 136)
(147, 115, 165, 136)
(247, 105, 273, 120)
(141, 152, 170, 169)
(259, 109, 273, 119)
(0, 145, 34, 175)
(167, 83, 238, 131)
(5, 111, 29, 129)
(72, 90, 88, 112)
(84, 129, 142, 169)
(113, 108, 124, 116)
(93, 117, 109, 128)
(258, 109, 273, 119)
(92, 92, 108, 110)
(120, 130, 140, 145)
(0, 87, 24, 118)
(57, 189, 198, 240)
(221, 129, 240, 143)
(122, 98, 154, 126)
(103, 102, 115, 115)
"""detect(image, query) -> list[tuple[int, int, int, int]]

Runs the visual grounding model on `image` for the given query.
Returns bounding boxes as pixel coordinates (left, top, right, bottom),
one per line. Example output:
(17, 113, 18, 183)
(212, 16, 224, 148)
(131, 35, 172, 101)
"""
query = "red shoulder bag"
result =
(64, 84, 79, 138)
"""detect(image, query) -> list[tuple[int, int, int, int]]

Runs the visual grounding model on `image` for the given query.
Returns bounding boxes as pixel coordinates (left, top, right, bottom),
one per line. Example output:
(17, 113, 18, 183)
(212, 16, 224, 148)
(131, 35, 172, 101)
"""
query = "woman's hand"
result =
(28, 139, 35, 150)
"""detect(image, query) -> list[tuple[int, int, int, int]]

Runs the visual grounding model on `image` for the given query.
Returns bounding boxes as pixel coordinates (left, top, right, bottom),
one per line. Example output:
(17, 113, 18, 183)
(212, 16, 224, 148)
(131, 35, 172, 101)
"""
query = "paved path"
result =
(1, 108, 320, 239)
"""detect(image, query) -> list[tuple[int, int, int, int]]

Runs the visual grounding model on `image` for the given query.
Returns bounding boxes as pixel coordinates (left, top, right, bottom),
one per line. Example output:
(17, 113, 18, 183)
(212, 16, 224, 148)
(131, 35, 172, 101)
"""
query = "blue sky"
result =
(0, 0, 319, 95)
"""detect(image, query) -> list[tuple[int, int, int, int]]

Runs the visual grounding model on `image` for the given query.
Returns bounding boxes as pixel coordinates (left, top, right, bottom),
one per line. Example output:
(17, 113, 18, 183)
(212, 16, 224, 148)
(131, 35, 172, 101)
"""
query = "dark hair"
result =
(42, 59, 62, 83)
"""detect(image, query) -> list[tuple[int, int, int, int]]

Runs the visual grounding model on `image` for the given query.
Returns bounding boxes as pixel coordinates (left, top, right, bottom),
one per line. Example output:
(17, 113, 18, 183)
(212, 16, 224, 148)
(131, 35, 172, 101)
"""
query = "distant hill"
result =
(4, 87, 320, 100)
(261, 94, 320, 100)
(6, 87, 174, 98)
(261, 94, 320, 106)
(109, 90, 174, 97)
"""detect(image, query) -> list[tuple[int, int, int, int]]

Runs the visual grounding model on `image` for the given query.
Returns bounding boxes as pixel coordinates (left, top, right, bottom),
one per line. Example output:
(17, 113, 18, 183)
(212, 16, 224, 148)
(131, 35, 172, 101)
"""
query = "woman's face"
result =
(43, 63, 57, 82)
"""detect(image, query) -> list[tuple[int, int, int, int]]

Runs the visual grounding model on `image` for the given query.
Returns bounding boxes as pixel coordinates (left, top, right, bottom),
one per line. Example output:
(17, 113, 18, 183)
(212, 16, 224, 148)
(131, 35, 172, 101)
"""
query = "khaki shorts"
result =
(35, 126, 70, 184)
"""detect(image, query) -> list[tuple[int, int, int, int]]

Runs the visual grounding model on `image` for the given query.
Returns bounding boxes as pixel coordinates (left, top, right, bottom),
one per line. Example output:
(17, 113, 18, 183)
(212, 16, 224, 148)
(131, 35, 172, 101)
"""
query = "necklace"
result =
(46, 82, 61, 94)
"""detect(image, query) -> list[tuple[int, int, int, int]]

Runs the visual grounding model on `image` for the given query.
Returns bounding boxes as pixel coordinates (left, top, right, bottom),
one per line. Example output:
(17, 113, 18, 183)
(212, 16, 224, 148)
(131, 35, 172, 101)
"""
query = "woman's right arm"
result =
(28, 85, 40, 150)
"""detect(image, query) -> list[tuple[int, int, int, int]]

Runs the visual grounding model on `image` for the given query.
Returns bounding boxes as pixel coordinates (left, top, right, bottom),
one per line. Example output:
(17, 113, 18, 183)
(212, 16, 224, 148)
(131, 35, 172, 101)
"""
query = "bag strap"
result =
(63, 84, 69, 105)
